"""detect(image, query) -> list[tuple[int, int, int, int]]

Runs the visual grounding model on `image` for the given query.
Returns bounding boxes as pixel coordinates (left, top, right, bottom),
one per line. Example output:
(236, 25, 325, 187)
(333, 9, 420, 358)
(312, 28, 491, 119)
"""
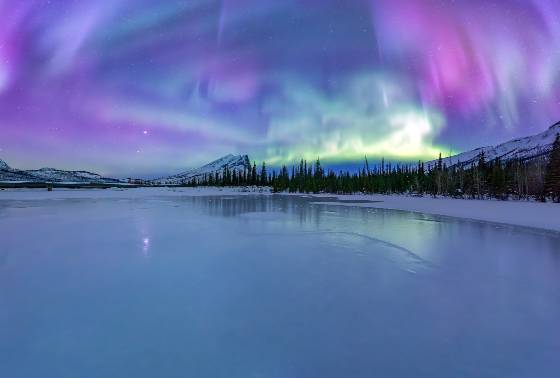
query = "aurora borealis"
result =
(1, 0, 559, 176)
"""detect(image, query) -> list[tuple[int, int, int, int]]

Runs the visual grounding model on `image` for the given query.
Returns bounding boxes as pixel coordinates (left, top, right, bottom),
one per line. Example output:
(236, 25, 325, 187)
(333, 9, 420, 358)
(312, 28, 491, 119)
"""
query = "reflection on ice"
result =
(142, 237, 150, 257)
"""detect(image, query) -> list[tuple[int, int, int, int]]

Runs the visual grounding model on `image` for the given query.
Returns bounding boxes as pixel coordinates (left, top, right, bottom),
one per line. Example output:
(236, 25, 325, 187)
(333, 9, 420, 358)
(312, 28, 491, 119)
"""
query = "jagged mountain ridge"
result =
(156, 154, 251, 185)
(429, 122, 560, 168)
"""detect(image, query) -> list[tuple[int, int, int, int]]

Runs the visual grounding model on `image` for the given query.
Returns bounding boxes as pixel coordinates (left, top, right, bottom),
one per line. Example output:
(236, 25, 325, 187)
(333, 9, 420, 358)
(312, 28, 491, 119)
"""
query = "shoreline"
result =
(1, 186, 559, 233)
(291, 193, 560, 234)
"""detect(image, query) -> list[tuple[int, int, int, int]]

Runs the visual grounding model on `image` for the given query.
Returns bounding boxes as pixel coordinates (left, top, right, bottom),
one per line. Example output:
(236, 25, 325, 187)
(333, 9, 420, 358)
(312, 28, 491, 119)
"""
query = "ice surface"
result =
(2, 187, 558, 231)
(0, 191, 559, 378)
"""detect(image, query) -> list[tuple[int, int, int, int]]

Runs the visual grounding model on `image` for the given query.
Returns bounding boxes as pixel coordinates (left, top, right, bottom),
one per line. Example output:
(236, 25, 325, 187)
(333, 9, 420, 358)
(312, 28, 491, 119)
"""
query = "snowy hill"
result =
(24, 168, 122, 183)
(429, 122, 560, 168)
(155, 154, 251, 185)
(0, 159, 121, 183)
(0, 167, 38, 182)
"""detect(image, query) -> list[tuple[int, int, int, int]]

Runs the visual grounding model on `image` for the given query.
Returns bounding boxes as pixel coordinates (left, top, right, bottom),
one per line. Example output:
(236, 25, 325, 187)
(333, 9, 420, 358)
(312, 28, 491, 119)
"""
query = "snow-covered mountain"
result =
(155, 154, 251, 185)
(24, 168, 122, 183)
(0, 167, 37, 182)
(0, 154, 251, 185)
(0, 159, 121, 183)
(429, 121, 560, 168)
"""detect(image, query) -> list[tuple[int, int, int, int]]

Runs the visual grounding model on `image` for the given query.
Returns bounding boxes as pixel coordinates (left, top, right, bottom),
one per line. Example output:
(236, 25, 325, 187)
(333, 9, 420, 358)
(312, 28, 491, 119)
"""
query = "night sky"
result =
(1, 0, 559, 176)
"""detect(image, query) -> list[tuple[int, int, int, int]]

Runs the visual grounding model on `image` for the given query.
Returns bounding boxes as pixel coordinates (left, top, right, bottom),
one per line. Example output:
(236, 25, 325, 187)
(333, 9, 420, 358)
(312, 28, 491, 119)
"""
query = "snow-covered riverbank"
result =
(1, 187, 558, 232)
(297, 193, 560, 233)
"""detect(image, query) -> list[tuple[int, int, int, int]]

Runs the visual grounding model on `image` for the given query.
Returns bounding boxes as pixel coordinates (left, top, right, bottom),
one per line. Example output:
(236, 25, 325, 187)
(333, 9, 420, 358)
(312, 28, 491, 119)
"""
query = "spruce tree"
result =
(251, 162, 257, 185)
(476, 151, 486, 198)
(490, 158, 506, 199)
(545, 134, 560, 202)
(260, 162, 267, 186)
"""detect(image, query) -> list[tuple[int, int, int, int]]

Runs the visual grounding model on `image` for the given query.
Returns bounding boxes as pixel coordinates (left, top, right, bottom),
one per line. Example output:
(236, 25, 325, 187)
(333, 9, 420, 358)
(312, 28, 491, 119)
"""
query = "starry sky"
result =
(1, 0, 559, 176)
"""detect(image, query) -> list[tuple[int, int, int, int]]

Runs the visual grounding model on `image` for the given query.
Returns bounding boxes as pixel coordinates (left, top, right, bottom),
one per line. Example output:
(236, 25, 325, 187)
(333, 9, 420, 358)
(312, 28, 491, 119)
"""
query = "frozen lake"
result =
(1, 192, 559, 377)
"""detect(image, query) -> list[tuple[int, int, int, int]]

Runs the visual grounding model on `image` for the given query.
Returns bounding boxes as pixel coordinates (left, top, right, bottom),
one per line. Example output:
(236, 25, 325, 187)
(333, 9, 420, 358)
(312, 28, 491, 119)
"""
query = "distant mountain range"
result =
(1, 122, 558, 185)
(0, 154, 252, 185)
(0, 159, 122, 184)
(153, 154, 251, 185)
(428, 121, 560, 168)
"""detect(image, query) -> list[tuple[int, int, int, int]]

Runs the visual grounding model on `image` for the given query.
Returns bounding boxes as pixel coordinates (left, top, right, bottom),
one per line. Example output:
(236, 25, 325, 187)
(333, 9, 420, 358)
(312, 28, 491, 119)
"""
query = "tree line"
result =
(182, 134, 560, 202)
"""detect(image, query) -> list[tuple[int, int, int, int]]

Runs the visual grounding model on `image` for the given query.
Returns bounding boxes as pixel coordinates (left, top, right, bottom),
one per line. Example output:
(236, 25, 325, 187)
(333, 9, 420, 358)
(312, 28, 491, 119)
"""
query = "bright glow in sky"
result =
(0, 0, 559, 175)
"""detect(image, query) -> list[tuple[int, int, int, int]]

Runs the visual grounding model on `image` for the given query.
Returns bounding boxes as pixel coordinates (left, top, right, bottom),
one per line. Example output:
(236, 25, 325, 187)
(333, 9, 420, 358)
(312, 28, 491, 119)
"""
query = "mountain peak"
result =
(0, 158, 10, 170)
(204, 154, 250, 167)
(156, 154, 251, 185)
